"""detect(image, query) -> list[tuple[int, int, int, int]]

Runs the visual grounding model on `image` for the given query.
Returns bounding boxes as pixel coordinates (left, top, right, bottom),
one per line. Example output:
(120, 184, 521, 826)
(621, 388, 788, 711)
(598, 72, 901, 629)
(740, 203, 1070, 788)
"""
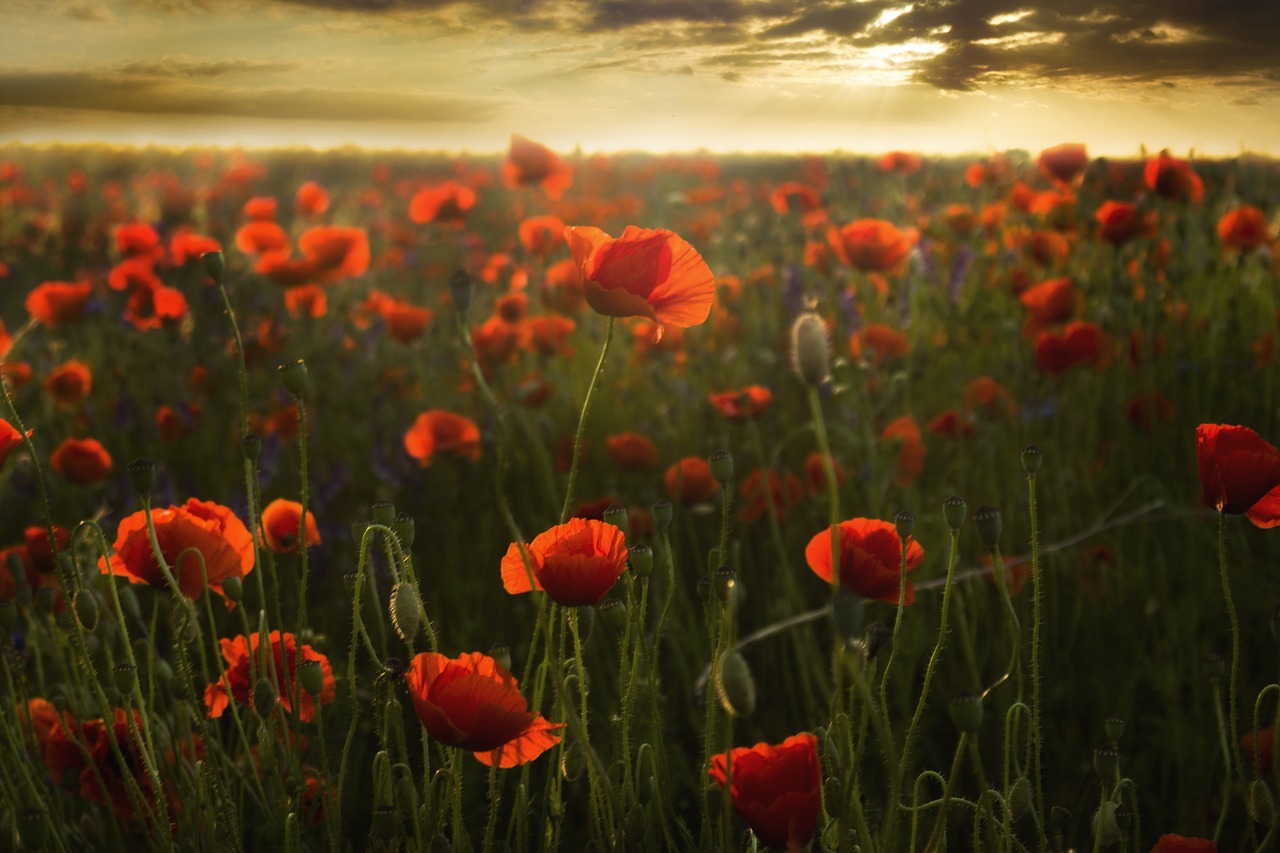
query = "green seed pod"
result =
(712, 567, 737, 606)
(716, 650, 756, 717)
(602, 504, 628, 534)
(1022, 444, 1044, 475)
(1113, 803, 1132, 832)
(790, 311, 830, 386)
(823, 776, 843, 811)
(1204, 652, 1226, 680)
(18, 808, 49, 849)
(629, 544, 653, 580)
(1104, 716, 1125, 745)
(392, 513, 416, 548)
(1092, 802, 1121, 848)
(1249, 779, 1276, 825)
(371, 500, 396, 526)
(1050, 805, 1071, 834)
(1093, 745, 1120, 786)
(113, 662, 137, 696)
(372, 805, 399, 841)
(864, 621, 891, 661)
(973, 505, 1003, 551)
(1008, 775, 1033, 821)
(450, 269, 473, 320)
(652, 500, 673, 533)
(298, 659, 324, 697)
(598, 599, 626, 634)
(708, 450, 733, 485)
(128, 458, 157, 497)
(241, 434, 262, 464)
(252, 677, 279, 719)
(829, 588, 864, 644)
(200, 251, 225, 283)
(894, 510, 915, 540)
(949, 692, 983, 734)
(279, 359, 309, 397)
(390, 581, 422, 643)
(561, 738, 588, 782)
(488, 644, 511, 672)
(34, 586, 55, 613)
(222, 575, 244, 603)
(943, 495, 967, 531)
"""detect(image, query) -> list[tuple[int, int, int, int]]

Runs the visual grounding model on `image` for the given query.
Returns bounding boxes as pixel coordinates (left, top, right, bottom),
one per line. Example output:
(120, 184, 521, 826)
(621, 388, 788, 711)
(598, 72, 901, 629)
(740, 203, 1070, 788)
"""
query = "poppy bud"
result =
(113, 662, 137, 696)
(430, 834, 454, 853)
(201, 251, 225, 283)
(715, 650, 757, 717)
(652, 499, 673, 532)
(372, 805, 399, 841)
(18, 808, 49, 849)
(561, 738, 588, 782)
(830, 588, 864, 643)
(864, 621, 891, 660)
(950, 692, 983, 733)
(1022, 444, 1044, 475)
(0, 600, 15, 631)
(629, 544, 653, 579)
(713, 567, 737, 606)
(34, 586, 55, 613)
(708, 450, 733, 485)
(894, 510, 915, 540)
(1093, 744, 1119, 785)
(823, 776, 842, 810)
(373, 749, 394, 807)
(943, 495, 967, 530)
(790, 311, 830, 386)
(371, 500, 396, 526)
(73, 590, 98, 632)
(573, 604, 596, 643)
(973, 505, 1002, 551)
(1050, 805, 1071, 834)
(298, 659, 324, 697)
(395, 764, 418, 818)
(1092, 802, 1121, 847)
(598, 599, 626, 634)
(279, 360, 308, 397)
(602, 504, 628, 533)
(1008, 775, 1032, 820)
(242, 434, 262, 463)
(450, 270, 473, 320)
(128, 458, 156, 496)
(222, 575, 243, 603)
(390, 581, 422, 642)
(284, 813, 302, 853)
(488, 644, 511, 672)
(117, 584, 140, 622)
(1248, 779, 1276, 825)
(392, 513, 415, 548)
(252, 677, 279, 719)
(1204, 652, 1226, 681)
(1104, 716, 1124, 744)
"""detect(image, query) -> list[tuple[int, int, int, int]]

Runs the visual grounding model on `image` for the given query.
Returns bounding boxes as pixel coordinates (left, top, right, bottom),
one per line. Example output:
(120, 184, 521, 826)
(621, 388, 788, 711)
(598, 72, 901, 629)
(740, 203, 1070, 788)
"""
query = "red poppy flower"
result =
(1241, 726, 1274, 774)
(298, 226, 370, 281)
(827, 219, 913, 273)
(1126, 391, 1173, 434)
(738, 469, 804, 524)
(1019, 278, 1074, 330)
(45, 708, 159, 821)
(1149, 835, 1217, 853)
(709, 732, 821, 853)
(518, 215, 568, 258)
(1, 419, 30, 470)
(565, 225, 715, 338)
(803, 452, 848, 496)
(708, 386, 773, 422)
(1037, 143, 1089, 185)
(404, 410, 482, 466)
(605, 432, 660, 470)
(50, 437, 112, 486)
(169, 230, 222, 267)
(926, 409, 977, 439)
(664, 457, 720, 504)
(285, 285, 328, 319)
(261, 499, 321, 554)
(124, 282, 188, 332)
(769, 182, 823, 216)
(1034, 322, 1108, 374)
(1095, 201, 1150, 246)
(495, 292, 529, 324)
(295, 181, 330, 216)
(236, 221, 290, 256)
(879, 416, 925, 488)
(500, 517, 628, 606)
(526, 314, 575, 357)
(25, 281, 93, 327)
(243, 196, 278, 220)
(502, 134, 573, 199)
(1195, 424, 1280, 523)
(405, 651, 562, 767)
(1144, 151, 1203, 202)
(541, 259, 586, 315)
(409, 181, 477, 224)
(962, 376, 1016, 417)
(1217, 206, 1270, 251)
(471, 316, 521, 369)
(44, 360, 92, 406)
(115, 223, 161, 258)
(378, 295, 434, 343)
(851, 324, 910, 365)
(805, 517, 923, 604)
(99, 498, 255, 603)
(255, 253, 322, 288)
(204, 631, 336, 723)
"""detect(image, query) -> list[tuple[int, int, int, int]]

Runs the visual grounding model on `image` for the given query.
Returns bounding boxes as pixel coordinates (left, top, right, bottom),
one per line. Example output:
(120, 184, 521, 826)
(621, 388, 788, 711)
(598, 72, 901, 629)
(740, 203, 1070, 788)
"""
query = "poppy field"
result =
(0, 137, 1278, 852)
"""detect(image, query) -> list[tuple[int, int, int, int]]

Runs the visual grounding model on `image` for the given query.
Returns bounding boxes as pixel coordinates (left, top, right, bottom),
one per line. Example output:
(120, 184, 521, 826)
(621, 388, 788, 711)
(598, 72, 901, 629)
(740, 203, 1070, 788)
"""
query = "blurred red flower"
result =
(803, 452, 848, 496)
(1195, 424, 1280, 525)
(518, 215, 568, 258)
(664, 457, 720, 504)
(501, 517, 628, 606)
(0, 419, 29, 470)
(404, 410, 482, 466)
(295, 180, 330, 216)
(1149, 834, 1217, 853)
(44, 360, 92, 406)
(1095, 201, 1151, 246)
(1037, 143, 1089, 185)
(1217, 206, 1270, 251)
(26, 281, 92, 327)
(605, 432, 660, 470)
(502, 134, 573, 199)
(1034, 322, 1108, 374)
(805, 517, 923, 604)
(50, 437, 112, 485)
(879, 416, 925, 488)
(236, 221, 290, 256)
(827, 219, 913, 273)
(738, 468, 804, 524)
(261, 499, 321, 554)
(708, 386, 773, 421)
(1144, 151, 1203, 202)
(851, 324, 910, 365)
(409, 181, 477, 224)
(204, 631, 336, 723)
(709, 732, 821, 853)
(1241, 726, 1274, 774)
(298, 226, 370, 281)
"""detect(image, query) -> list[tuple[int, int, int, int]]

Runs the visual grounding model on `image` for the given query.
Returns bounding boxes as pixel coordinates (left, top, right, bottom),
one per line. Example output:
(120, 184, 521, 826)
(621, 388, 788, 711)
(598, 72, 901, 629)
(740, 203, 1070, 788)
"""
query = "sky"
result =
(2, 0, 1278, 156)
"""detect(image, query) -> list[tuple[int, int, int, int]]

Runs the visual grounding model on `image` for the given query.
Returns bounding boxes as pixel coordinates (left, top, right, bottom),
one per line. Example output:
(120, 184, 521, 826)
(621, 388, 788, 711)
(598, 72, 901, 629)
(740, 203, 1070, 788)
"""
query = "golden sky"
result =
(2, 0, 1277, 156)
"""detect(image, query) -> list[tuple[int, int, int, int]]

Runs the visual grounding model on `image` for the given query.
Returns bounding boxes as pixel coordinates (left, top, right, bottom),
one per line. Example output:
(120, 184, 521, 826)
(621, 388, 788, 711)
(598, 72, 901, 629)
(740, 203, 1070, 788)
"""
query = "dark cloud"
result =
(763, 1, 891, 38)
(1232, 96, 1261, 106)
(720, 71, 742, 83)
(117, 57, 301, 78)
(0, 70, 501, 122)
(66, 2, 114, 21)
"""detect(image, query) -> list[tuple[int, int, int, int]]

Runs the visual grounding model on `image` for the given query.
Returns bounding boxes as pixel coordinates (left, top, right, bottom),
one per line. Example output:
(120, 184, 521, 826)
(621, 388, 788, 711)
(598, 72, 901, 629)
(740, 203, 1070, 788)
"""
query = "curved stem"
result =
(560, 316, 615, 524)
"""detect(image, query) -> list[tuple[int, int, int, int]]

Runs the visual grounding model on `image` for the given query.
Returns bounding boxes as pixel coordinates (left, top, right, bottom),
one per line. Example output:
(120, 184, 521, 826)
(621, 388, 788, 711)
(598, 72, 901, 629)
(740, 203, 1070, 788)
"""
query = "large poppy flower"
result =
(298, 226, 370, 281)
(45, 708, 158, 822)
(1144, 151, 1203, 202)
(804, 517, 924, 604)
(664, 457, 719, 504)
(404, 410, 482, 466)
(1034, 322, 1108, 374)
(25, 281, 92, 326)
(502, 134, 573, 199)
(565, 225, 715, 338)
(1217, 206, 1270, 252)
(827, 219, 913, 273)
(1149, 835, 1217, 853)
(260, 499, 321, 554)
(605, 432, 660, 471)
(500, 517, 628, 606)
(405, 651, 562, 767)
(203, 631, 336, 723)
(1195, 424, 1280, 524)
(709, 732, 821, 853)
(50, 437, 112, 486)
(99, 498, 255, 603)
(1095, 201, 1150, 246)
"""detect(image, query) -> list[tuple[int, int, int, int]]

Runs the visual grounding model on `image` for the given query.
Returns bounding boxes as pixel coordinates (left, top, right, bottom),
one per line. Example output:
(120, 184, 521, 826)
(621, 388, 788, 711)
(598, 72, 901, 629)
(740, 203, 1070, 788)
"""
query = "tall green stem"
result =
(560, 317, 615, 524)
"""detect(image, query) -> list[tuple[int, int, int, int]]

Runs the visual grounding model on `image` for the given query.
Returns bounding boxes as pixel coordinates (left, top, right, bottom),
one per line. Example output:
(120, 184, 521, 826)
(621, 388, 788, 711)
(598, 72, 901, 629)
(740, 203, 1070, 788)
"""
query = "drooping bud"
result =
(278, 359, 308, 397)
(949, 692, 984, 733)
(389, 581, 422, 642)
(864, 621, 891, 660)
(1092, 802, 1121, 848)
(561, 738, 588, 782)
(943, 495, 967, 531)
(222, 575, 243, 603)
(708, 450, 733, 485)
(1007, 776, 1033, 820)
(200, 251, 225, 283)
(974, 505, 1002, 551)
(716, 650, 757, 717)
(1248, 778, 1276, 825)
(73, 589, 99, 632)
(372, 805, 399, 841)
(790, 311, 830, 386)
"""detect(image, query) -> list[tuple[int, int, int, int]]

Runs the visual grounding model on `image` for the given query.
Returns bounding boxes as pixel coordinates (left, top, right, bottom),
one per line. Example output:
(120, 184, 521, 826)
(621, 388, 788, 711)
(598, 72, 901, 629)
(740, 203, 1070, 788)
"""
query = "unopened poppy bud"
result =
(950, 692, 983, 733)
(715, 650, 756, 717)
(561, 738, 588, 782)
(790, 311, 830, 386)
(430, 833, 454, 853)
(623, 807, 646, 842)
(372, 805, 399, 841)
(1104, 716, 1124, 744)
(1022, 444, 1043, 475)
(974, 505, 1002, 550)
(943, 495, 967, 530)
(222, 575, 243, 603)
(864, 621, 891, 660)
(372, 749, 394, 806)
(392, 513, 415, 548)
(823, 776, 842, 809)
(708, 450, 733, 485)
(1050, 805, 1071, 834)
(252, 677, 279, 719)
(598, 599, 626, 634)
(629, 544, 653, 579)
(298, 659, 323, 697)
(279, 359, 308, 397)
(1248, 778, 1275, 825)
(242, 434, 262, 463)
(113, 662, 137, 696)
(450, 269, 473, 320)
(117, 584, 140, 621)
(830, 588, 864, 643)
(18, 808, 49, 849)
(395, 764, 418, 817)
(573, 604, 595, 643)
(201, 251, 225, 283)
(894, 510, 915, 540)
(128, 458, 156, 496)
(1093, 744, 1120, 785)
(713, 567, 737, 606)
(1008, 775, 1032, 820)
(35, 586, 55, 613)
(488, 644, 511, 672)
(1092, 802, 1121, 847)
(73, 590, 98, 632)
(371, 500, 395, 526)
(652, 499, 673, 532)
(1204, 652, 1226, 681)
(0, 600, 15, 631)
(390, 581, 422, 642)
(602, 504, 628, 533)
